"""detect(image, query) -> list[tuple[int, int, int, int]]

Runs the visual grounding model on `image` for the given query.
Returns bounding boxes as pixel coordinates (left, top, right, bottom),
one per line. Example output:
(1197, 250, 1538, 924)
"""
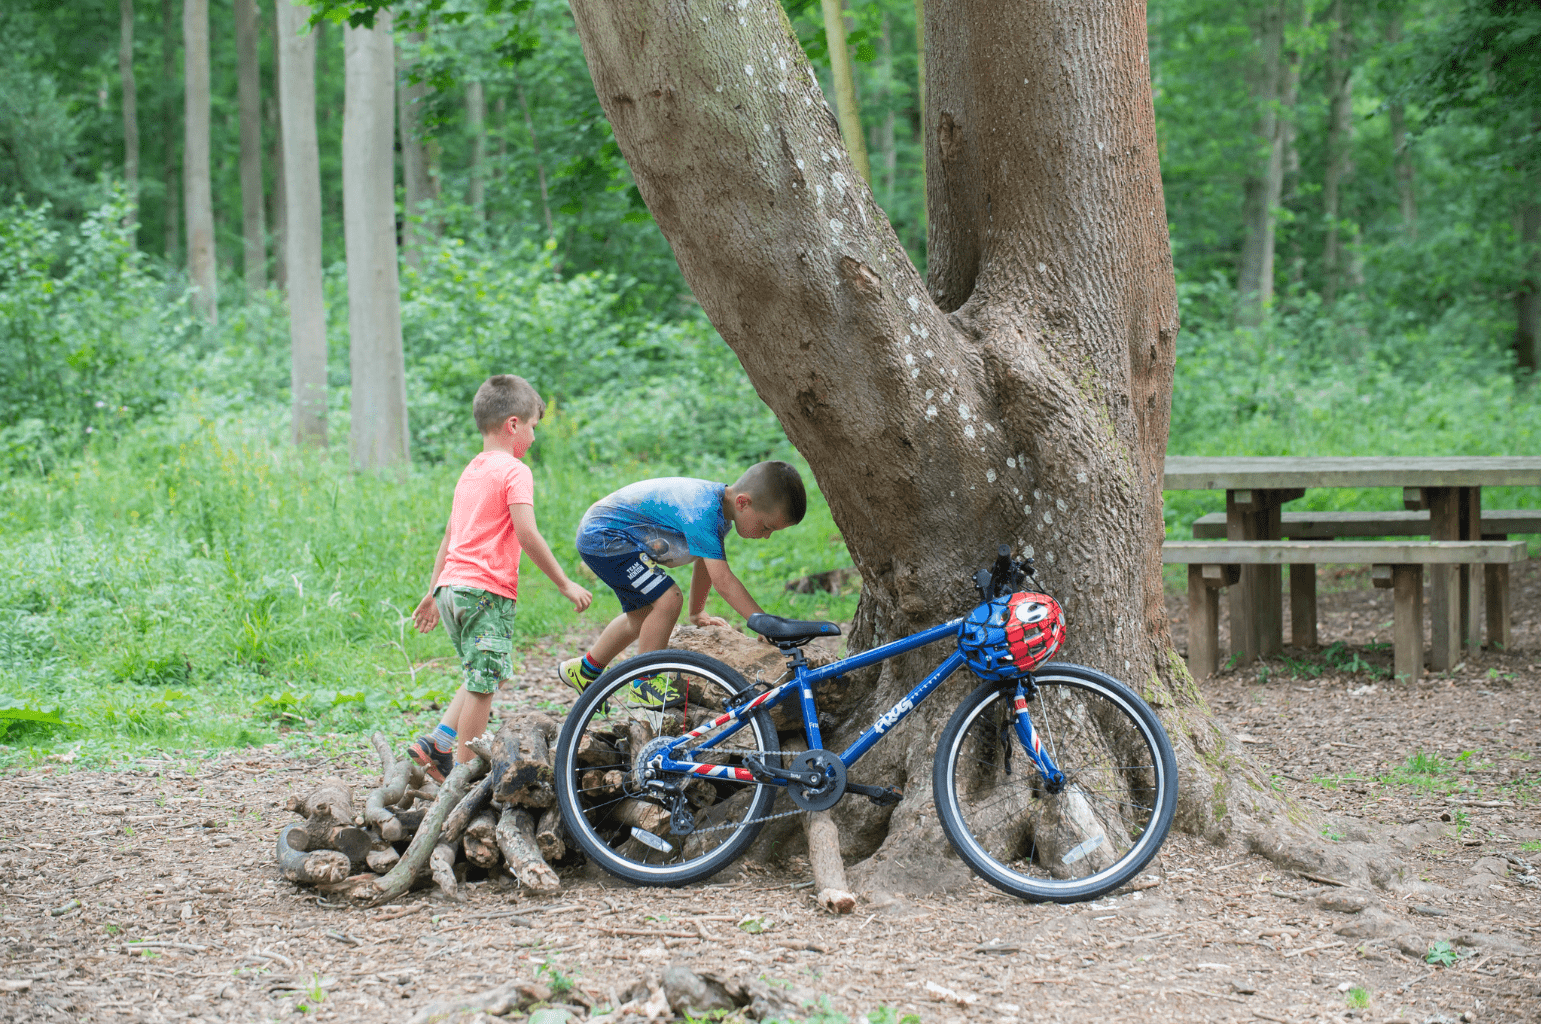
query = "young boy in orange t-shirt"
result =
(408, 375, 592, 780)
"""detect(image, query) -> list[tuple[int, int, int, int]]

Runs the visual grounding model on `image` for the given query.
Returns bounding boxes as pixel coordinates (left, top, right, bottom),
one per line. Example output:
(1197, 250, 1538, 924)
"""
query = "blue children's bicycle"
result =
(554, 546, 1178, 902)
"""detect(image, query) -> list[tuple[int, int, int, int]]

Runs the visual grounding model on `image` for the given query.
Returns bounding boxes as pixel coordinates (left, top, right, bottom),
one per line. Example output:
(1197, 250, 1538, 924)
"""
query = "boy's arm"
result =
(699, 558, 765, 622)
(509, 503, 593, 612)
(413, 523, 452, 633)
(688, 558, 732, 627)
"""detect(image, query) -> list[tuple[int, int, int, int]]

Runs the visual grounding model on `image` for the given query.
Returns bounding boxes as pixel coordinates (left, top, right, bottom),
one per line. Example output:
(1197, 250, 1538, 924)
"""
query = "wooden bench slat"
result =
(1162, 540, 1528, 565)
(1191, 509, 1541, 539)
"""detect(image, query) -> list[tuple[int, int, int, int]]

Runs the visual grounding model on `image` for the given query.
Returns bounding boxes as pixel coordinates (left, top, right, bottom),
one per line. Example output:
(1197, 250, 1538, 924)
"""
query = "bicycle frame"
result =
(655, 618, 1066, 789)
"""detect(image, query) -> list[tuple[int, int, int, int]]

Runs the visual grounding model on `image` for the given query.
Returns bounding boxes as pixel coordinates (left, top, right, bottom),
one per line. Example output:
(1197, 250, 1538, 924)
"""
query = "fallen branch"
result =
(276, 823, 350, 886)
(495, 806, 560, 893)
(365, 732, 416, 842)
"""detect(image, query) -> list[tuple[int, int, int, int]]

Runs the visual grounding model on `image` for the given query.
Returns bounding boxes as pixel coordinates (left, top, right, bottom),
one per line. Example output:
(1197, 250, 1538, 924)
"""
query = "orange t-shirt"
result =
(435, 451, 536, 600)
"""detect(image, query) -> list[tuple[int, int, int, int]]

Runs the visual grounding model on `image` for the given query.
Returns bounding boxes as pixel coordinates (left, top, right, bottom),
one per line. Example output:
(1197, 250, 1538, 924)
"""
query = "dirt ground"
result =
(2, 561, 1538, 1024)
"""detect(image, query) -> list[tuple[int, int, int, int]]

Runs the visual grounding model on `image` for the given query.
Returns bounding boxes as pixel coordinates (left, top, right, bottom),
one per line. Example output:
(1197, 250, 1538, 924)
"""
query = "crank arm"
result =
(742, 755, 823, 788)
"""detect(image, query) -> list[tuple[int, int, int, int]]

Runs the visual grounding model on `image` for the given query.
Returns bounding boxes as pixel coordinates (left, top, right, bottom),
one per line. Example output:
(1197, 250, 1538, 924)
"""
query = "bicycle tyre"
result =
(933, 661, 1178, 902)
(554, 648, 779, 886)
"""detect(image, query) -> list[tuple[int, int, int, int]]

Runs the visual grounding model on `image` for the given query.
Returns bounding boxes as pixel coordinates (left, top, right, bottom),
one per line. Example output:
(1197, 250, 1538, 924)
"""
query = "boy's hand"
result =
(560, 580, 593, 612)
(690, 612, 732, 628)
(412, 593, 440, 633)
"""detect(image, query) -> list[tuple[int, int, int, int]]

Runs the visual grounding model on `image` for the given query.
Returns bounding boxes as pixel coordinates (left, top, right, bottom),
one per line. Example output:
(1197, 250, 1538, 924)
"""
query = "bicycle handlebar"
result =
(973, 543, 1035, 604)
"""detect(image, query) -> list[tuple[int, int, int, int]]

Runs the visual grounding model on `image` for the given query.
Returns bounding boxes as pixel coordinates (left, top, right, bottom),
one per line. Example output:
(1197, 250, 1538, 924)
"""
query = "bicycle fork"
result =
(1010, 678, 1066, 794)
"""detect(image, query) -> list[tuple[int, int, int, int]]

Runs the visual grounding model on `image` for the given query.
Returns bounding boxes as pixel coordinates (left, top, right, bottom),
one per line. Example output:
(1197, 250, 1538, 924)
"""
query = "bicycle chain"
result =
(639, 744, 811, 834)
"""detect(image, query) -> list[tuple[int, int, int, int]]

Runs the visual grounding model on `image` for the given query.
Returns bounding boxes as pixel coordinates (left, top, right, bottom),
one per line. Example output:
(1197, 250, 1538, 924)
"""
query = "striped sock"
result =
(579, 654, 604, 680)
(430, 723, 457, 753)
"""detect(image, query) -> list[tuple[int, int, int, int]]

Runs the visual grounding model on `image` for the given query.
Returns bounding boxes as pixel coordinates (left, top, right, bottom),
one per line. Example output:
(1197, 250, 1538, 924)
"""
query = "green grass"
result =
(1345, 986, 1370, 1010)
(0, 406, 859, 769)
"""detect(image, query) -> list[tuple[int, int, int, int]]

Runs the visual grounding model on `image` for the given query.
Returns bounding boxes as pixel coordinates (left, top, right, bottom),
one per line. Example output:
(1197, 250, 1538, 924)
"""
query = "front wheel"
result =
(933, 662, 1178, 902)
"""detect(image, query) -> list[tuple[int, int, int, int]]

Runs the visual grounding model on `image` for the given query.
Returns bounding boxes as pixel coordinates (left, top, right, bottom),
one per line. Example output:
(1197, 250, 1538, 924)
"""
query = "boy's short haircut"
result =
(473, 375, 546, 435)
(735, 461, 807, 525)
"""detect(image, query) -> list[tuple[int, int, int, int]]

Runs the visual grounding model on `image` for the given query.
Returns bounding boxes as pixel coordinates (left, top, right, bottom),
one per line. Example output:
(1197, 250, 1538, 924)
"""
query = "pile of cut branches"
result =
(275, 712, 570, 905)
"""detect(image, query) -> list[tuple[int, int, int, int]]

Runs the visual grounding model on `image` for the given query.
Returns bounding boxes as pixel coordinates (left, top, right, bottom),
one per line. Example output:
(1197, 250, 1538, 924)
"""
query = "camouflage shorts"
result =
(433, 586, 518, 694)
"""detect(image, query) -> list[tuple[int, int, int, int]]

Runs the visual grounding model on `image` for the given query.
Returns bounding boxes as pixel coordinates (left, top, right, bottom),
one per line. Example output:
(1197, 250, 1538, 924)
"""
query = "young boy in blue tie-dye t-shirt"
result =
(557, 461, 806, 704)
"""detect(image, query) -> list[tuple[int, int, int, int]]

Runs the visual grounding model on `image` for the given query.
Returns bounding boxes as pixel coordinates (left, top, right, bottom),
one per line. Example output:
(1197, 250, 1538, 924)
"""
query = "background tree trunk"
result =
(877, 15, 897, 205)
(277, 0, 326, 448)
(567, 0, 1339, 895)
(235, 0, 267, 291)
(344, 12, 410, 471)
(267, 85, 288, 290)
(820, 0, 870, 184)
(119, 0, 139, 232)
(183, 0, 217, 321)
(518, 84, 555, 240)
(1385, 13, 1416, 238)
(161, 0, 179, 262)
(1322, 0, 1354, 305)
(1281, 0, 1307, 289)
(913, 0, 927, 236)
(466, 80, 487, 225)
(1518, 199, 1540, 376)
(397, 33, 439, 269)
(1238, 0, 1285, 325)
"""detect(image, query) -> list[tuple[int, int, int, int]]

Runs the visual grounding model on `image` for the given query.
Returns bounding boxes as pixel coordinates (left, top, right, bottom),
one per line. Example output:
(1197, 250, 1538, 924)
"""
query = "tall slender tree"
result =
(119, 0, 139, 231)
(1385, 12, 1416, 237)
(1238, 0, 1284, 324)
(518, 84, 555, 240)
(1280, 0, 1307, 288)
(397, 32, 439, 269)
(161, 0, 180, 262)
(235, 0, 268, 291)
(276, 0, 326, 447)
(344, 10, 409, 470)
(1321, 0, 1354, 304)
(821, 0, 870, 183)
(466, 79, 487, 224)
(183, 0, 218, 321)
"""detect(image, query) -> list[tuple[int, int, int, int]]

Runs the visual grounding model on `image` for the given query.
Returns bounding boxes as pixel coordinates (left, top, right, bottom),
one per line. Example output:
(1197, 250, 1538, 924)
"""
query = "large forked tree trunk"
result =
(183, 0, 218, 322)
(235, 0, 268, 291)
(344, 12, 410, 471)
(276, 0, 326, 448)
(1238, 0, 1284, 325)
(569, 0, 1358, 894)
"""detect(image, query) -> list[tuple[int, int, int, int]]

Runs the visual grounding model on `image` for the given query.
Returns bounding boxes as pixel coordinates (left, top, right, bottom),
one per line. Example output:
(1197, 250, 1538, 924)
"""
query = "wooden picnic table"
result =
(1163, 456, 1541, 670)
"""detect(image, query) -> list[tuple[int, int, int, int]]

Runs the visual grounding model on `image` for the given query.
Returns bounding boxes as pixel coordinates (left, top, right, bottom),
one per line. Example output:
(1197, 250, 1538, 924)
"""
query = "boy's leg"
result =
(450, 690, 495, 765)
(414, 587, 515, 777)
(635, 584, 684, 653)
(561, 551, 680, 690)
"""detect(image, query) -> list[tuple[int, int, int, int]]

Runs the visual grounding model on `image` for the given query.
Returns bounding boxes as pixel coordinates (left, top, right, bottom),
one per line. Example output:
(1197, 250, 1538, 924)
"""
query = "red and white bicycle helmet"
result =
(957, 592, 1067, 680)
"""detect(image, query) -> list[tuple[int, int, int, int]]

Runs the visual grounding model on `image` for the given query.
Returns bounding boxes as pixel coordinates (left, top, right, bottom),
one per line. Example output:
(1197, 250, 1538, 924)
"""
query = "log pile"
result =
(274, 626, 857, 910)
(272, 711, 575, 905)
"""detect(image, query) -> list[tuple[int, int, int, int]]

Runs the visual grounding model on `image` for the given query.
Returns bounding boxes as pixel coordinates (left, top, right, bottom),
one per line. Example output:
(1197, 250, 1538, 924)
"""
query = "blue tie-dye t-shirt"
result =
(575, 478, 729, 567)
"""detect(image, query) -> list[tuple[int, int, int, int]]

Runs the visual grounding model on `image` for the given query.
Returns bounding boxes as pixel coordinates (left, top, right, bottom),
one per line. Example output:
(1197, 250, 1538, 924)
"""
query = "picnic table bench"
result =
(1164, 539, 1528, 682)
(1164, 456, 1541, 675)
(1189, 509, 1541, 649)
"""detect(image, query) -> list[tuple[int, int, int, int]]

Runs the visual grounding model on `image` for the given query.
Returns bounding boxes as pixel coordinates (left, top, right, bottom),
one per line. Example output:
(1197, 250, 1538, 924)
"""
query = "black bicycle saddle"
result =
(745, 613, 842, 644)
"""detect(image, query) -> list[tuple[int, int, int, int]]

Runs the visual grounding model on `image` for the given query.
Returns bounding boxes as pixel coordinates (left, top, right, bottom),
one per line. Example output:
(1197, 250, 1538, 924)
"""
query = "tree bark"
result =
(518, 84, 555, 239)
(397, 33, 439, 269)
(277, 0, 327, 448)
(267, 83, 288, 289)
(183, 0, 218, 322)
(343, 12, 410, 471)
(1281, 0, 1307, 289)
(820, 0, 870, 184)
(119, 0, 140, 232)
(1517, 199, 1540, 376)
(1322, 0, 1354, 305)
(1238, 0, 1284, 325)
(235, 0, 267, 291)
(161, 0, 179, 262)
(466, 79, 487, 224)
(1386, 12, 1415, 238)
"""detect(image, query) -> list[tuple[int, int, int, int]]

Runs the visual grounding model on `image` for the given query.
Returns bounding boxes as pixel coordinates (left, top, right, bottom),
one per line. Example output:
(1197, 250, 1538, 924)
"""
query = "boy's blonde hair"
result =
(734, 461, 807, 524)
(473, 375, 546, 435)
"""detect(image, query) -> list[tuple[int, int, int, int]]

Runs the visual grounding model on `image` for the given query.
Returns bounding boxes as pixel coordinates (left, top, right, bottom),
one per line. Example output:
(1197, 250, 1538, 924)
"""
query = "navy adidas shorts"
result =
(580, 549, 680, 613)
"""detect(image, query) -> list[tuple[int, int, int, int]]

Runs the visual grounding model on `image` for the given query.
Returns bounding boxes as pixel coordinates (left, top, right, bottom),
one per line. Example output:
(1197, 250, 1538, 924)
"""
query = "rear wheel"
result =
(554, 649, 779, 886)
(933, 662, 1177, 902)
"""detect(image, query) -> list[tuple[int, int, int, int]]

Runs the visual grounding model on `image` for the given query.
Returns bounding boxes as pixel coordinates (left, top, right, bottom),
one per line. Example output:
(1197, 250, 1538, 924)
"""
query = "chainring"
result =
(788, 749, 847, 812)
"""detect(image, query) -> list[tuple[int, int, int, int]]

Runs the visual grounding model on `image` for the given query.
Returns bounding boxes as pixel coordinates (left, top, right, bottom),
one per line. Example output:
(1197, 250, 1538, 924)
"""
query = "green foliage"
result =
(1425, 939, 1461, 967)
(1345, 985, 1370, 1010)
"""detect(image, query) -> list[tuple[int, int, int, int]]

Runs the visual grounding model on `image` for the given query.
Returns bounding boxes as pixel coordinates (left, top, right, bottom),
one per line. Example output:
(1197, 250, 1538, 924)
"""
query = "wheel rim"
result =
(944, 674, 1168, 893)
(562, 659, 774, 879)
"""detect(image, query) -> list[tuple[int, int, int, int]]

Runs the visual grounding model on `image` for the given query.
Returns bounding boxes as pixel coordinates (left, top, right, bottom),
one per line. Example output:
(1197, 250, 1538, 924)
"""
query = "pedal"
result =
(847, 783, 903, 806)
